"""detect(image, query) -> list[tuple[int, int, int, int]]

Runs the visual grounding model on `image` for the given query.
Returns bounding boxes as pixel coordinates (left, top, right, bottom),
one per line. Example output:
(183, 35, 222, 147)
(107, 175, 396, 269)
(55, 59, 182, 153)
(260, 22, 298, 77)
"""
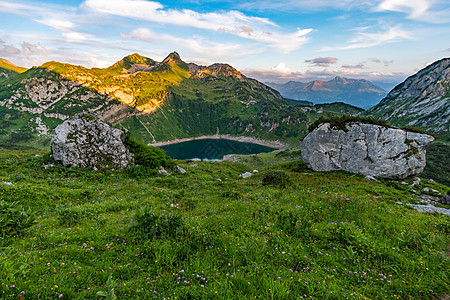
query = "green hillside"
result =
(0, 58, 27, 77)
(0, 149, 448, 299)
(0, 53, 364, 149)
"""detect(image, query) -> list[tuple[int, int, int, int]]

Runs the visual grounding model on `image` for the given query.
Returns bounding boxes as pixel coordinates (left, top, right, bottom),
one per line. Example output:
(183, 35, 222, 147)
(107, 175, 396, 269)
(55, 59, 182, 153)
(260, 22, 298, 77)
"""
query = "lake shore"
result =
(149, 135, 287, 149)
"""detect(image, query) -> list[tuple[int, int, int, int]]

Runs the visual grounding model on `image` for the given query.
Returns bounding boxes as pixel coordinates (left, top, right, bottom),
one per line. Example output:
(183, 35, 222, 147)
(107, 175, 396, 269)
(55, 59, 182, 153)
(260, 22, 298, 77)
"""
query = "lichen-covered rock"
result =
(300, 122, 434, 179)
(51, 114, 133, 170)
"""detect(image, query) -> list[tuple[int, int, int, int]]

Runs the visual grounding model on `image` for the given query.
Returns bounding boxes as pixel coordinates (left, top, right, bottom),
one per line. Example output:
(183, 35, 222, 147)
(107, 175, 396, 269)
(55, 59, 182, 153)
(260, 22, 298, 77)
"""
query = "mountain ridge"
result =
(266, 76, 386, 108)
(366, 57, 450, 133)
(0, 58, 27, 77)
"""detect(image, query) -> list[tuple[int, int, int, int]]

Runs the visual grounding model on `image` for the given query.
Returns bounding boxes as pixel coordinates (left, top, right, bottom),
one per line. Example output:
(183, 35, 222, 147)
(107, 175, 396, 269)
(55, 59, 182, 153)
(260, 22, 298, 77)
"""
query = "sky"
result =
(1, 0, 450, 87)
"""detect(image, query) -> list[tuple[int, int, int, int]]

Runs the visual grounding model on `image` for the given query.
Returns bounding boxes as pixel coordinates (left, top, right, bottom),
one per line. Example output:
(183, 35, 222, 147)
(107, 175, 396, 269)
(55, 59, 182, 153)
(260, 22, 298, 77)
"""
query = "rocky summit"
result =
(300, 122, 435, 179)
(51, 114, 133, 170)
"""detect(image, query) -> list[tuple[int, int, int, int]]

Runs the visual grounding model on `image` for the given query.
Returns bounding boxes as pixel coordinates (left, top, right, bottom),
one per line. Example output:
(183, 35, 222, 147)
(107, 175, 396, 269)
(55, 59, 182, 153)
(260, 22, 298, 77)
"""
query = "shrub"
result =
(131, 206, 184, 239)
(261, 170, 292, 188)
(0, 200, 36, 238)
(401, 126, 436, 138)
(308, 114, 392, 133)
(280, 161, 308, 173)
(124, 136, 173, 169)
(126, 165, 158, 179)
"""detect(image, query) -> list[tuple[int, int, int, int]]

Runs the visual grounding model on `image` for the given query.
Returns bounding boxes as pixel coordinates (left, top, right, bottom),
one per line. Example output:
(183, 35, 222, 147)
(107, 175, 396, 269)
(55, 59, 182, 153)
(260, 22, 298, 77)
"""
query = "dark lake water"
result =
(158, 139, 276, 160)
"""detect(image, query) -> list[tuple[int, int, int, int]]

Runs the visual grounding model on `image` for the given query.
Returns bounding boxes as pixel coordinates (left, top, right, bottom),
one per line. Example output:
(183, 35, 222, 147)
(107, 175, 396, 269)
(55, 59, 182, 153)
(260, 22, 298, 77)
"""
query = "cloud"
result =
(122, 28, 260, 61)
(0, 39, 50, 66)
(305, 57, 338, 67)
(376, 0, 430, 18)
(375, 0, 450, 23)
(0, 40, 49, 58)
(321, 25, 412, 51)
(83, 0, 312, 52)
(342, 63, 365, 69)
(35, 18, 75, 32)
(237, 0, 371, 12)
(271, 62, 291, 73)
(368, 57, 394, 66)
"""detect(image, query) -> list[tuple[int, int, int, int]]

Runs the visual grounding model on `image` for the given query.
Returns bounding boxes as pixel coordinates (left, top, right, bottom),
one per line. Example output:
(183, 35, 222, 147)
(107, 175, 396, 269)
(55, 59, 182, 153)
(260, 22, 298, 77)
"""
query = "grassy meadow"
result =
(0, 149, 449, 299)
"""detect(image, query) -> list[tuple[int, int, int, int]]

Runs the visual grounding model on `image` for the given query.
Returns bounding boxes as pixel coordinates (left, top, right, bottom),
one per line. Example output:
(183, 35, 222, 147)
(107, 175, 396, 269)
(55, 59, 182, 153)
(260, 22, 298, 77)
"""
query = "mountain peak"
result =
(330, 76, 348, 84)
(157, 51, 188, 71)
(110, 53, 157, 73)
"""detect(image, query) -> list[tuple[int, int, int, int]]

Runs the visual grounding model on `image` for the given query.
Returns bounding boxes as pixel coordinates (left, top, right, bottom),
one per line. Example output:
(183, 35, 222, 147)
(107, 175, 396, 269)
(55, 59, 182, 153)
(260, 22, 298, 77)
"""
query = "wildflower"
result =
(59, 294, 63, 298)
(20, 291, 25, 295)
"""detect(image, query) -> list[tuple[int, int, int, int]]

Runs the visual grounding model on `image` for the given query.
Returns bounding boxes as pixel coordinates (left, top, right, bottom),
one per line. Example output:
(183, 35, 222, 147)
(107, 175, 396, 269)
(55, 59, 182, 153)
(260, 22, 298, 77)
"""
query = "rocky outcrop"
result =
(300, 122, 434, 179)
(367, 57, 450, 132)
(51, 114, 133, 170)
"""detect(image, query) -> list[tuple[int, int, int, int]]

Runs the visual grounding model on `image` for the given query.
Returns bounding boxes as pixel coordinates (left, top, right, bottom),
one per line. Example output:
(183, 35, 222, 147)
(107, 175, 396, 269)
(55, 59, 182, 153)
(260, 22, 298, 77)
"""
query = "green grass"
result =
(0, 149, 448, 299)
(422, 143, 450, 186)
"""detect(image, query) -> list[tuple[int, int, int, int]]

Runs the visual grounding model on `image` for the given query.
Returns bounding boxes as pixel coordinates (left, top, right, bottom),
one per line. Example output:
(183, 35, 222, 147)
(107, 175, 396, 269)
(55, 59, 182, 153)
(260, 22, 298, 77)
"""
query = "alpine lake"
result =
(158, 138, 276, 160)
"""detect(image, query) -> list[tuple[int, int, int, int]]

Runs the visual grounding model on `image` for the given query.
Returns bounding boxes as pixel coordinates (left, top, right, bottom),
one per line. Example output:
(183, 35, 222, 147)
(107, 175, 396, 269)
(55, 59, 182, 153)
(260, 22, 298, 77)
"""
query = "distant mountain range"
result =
(366, 57, 450, 133)
(266, 77, 386, 109)
(0, 52, 362, 149)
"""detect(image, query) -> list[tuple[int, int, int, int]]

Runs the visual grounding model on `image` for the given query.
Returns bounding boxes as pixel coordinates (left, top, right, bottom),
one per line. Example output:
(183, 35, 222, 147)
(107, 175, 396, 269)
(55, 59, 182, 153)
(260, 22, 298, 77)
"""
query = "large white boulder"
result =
(300, 122, 434, 179)
(51, 114, 133, 170)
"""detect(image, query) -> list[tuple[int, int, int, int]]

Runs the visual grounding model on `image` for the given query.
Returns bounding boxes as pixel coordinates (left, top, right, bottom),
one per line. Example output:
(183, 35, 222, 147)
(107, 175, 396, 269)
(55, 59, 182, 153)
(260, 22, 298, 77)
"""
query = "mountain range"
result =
(0, 52, 449, 151)
(0, 52, 362, 149)
(266, 77, 386, 109)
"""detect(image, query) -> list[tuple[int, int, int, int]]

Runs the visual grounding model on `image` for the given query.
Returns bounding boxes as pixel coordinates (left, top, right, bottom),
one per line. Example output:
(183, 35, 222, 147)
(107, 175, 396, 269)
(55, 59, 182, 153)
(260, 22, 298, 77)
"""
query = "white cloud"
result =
(375, 0, 450, 23)
(83, 0, 312, 52)
(377, 0, 430, 18)
(321, 25, 412, 51)
(0, 39, 50, 66)
(35, 18, 74, 32)
(237, 0, 372, 11)
(122, 28, 260, 61)
(271, 62, 291, 73)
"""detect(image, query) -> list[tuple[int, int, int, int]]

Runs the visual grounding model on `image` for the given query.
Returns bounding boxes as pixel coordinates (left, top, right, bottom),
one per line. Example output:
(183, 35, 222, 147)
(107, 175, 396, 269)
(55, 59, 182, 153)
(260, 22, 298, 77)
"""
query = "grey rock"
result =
(51, 114, 133, 170)
(174, 165, 186, 174)
(239, 172, 253, 179)
(409, 177, 421, 188)
(407, 204, 450, 216)
(365, 175, 379, 182)
(158, 166, 172, 176)
(441, 194, 450, 204)
(1, 181, 14, 186)
(300, 122, 434, 179)
(422, 187, 430, 193)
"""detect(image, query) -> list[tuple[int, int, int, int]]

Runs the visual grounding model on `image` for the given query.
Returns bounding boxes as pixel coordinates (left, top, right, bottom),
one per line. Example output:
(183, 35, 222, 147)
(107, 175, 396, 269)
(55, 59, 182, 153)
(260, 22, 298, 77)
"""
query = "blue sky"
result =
(1, 0, 449, 86)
